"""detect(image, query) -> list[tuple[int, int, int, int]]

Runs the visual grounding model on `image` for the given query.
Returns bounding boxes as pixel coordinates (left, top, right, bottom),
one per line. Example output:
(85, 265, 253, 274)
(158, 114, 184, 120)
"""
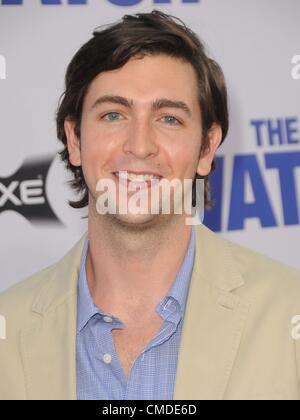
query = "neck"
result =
(85, 204, 192, 321)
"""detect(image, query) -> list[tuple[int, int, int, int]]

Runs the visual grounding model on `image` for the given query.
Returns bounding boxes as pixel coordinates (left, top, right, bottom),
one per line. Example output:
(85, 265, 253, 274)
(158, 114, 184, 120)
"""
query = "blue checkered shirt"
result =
(76, 226, 196, 400)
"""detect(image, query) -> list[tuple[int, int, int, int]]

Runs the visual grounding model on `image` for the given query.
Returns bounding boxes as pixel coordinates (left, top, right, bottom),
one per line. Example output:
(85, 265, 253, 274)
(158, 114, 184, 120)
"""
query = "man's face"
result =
(65, 54, 219, 227)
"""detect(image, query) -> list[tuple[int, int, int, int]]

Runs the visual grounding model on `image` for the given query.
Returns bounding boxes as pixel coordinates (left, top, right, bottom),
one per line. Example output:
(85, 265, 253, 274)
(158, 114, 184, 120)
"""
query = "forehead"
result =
(83, 54, 200, 111)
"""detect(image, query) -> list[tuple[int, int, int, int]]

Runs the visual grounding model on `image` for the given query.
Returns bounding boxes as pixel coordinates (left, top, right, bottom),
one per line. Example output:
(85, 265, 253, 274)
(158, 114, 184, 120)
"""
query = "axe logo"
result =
(0, 156, 62, 225)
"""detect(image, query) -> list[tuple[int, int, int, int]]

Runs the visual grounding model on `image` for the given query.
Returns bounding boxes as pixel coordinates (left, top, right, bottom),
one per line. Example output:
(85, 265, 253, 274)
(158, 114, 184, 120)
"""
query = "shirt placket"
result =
(94, 315, 126, 399)
(124, 298, 181, 399)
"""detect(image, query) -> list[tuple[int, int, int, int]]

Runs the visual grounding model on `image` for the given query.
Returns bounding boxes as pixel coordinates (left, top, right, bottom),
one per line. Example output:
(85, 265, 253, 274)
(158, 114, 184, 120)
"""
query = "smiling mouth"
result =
(112, 171, 162, 189)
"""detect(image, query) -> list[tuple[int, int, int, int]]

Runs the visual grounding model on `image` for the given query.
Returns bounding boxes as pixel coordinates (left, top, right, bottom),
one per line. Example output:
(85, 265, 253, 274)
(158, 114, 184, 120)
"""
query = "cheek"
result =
(170, 140, 200, 178)
(81, 117, 121, 157)
(80, 123, 108, 164)
(79, 137, 107, 188)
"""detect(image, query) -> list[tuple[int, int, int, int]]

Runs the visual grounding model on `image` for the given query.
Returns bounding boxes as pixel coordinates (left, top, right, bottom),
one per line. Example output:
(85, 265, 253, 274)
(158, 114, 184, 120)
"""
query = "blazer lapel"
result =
(174, 225, 251, 400)
(20, 233, 87, 400)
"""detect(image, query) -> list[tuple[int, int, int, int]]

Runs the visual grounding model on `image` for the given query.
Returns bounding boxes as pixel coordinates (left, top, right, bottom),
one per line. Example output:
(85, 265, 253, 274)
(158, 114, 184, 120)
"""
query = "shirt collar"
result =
(77, 239, 99, 332)
(159, 225, 196, 317)
(77, 225, 196, 332)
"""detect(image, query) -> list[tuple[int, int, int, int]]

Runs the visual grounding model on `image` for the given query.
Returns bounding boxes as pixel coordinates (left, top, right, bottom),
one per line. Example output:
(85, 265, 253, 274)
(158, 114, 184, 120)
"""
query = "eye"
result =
(161, 115, 181, 125)
(102, 112, 123, 121)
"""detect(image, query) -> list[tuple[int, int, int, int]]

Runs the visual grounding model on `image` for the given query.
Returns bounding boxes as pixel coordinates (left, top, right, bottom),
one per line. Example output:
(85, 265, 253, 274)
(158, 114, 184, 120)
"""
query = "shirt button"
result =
(163, 299, 172, 311)
(103, 353, 112, 364)
(103, 316, 113, 323)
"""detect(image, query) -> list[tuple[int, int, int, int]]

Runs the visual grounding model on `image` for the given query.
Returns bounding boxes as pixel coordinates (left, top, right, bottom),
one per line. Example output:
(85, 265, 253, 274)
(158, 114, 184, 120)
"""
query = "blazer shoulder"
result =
(197, 225, 300, 291)
(0, 264, 57, 318)
(0, 232, 87, 321)
(226, 238, 300, 294)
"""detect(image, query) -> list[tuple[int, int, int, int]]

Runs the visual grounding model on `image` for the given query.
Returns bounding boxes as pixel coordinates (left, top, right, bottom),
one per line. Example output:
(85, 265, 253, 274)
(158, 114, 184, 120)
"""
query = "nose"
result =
(122, 117, 159, 160)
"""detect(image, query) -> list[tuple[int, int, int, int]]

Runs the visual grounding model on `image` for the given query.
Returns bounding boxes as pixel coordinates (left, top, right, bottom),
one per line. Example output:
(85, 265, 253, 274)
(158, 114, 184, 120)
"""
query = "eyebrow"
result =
(90, 95, 193, 118)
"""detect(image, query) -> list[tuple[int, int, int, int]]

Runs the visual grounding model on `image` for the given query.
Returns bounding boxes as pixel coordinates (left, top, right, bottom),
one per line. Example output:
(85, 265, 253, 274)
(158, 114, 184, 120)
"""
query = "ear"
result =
(64, 118, 81, 167)
(196, 123, 222, 177)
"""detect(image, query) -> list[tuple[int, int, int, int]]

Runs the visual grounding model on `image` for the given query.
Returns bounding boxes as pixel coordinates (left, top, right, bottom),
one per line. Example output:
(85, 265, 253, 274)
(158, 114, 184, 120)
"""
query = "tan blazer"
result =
(1, 225, 300, 400)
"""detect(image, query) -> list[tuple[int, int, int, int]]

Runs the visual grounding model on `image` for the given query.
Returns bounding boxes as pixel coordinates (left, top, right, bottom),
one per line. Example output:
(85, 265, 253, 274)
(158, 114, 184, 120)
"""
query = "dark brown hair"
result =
(56, 9, 228, 209)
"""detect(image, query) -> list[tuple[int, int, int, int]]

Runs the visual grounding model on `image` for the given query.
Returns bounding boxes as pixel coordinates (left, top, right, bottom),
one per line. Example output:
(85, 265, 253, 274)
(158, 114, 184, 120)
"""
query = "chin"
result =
(110, 212, 163, 230)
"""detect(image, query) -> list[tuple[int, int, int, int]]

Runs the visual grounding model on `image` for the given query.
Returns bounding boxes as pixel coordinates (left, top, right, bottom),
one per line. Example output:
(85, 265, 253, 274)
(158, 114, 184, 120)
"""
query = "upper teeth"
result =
(116, 171, 160, 182)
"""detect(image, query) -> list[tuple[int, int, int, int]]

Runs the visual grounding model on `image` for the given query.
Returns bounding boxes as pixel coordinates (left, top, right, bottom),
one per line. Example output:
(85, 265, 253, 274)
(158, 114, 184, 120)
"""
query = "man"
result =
(0, 10, 300, 400)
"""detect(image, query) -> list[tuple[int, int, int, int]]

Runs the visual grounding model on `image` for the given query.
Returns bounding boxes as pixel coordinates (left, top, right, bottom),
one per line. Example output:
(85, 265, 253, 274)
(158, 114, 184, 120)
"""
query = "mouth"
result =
(112, 171, 162, 189)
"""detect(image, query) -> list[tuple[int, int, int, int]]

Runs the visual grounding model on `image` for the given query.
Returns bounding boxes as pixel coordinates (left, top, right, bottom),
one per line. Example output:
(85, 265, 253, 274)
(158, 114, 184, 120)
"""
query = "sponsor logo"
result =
(0, 155, 62, 225)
